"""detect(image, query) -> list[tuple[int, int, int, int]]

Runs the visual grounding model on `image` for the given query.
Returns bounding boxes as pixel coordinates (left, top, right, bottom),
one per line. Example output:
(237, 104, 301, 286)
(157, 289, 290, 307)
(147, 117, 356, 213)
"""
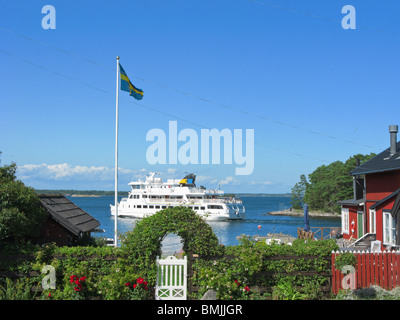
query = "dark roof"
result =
(370, 188, 400, 210)
(38, 194, 100, 236)
(350, 141, 400, 175)
(337, 198, 365, 206)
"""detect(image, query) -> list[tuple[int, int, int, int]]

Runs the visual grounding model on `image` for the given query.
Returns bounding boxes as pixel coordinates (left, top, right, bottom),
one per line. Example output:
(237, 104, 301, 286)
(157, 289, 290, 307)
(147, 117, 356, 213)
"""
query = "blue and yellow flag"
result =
(119, 64, 143, 100)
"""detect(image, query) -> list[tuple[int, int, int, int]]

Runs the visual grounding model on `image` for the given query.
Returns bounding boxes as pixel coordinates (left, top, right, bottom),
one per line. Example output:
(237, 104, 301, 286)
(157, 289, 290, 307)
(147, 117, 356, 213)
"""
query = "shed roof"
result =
(38, 194, 100, 236)
(337, 198, 365, 207)
(350, 141, 400, 175)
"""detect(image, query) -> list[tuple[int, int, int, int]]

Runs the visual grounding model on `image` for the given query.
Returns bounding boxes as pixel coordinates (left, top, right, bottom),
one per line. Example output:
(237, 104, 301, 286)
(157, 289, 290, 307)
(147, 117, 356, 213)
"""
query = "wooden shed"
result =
(38, 194, 100, 246)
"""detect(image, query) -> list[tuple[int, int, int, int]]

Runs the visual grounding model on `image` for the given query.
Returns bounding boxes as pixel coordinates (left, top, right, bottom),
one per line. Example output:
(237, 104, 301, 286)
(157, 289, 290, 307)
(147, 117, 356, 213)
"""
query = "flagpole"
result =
(114, 56, 120, 248)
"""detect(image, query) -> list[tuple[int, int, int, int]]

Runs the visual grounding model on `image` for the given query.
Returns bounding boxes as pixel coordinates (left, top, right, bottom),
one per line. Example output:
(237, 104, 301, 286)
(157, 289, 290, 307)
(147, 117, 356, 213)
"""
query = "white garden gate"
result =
(155, 255, 187, 300)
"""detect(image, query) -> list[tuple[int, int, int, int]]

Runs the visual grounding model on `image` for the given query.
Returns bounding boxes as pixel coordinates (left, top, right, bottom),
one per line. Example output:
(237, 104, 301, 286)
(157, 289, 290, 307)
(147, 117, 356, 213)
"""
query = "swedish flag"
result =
(119, 64, 143, 100)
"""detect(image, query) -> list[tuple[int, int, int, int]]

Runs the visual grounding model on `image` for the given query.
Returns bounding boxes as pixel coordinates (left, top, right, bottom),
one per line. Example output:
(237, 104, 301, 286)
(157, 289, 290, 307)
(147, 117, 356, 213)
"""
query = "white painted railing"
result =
(155, 255, 187, 300)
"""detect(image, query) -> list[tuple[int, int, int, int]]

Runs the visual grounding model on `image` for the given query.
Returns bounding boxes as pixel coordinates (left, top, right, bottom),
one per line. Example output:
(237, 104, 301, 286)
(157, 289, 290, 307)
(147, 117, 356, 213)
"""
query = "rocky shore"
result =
(265, 209, 340, 218)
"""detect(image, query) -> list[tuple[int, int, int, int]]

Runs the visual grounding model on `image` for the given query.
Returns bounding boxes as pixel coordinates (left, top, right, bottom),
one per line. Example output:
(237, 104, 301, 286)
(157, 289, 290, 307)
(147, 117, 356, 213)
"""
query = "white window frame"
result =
(369, 209, 376, 234)
(342, 208, 349, 234)
(383, 210, 397, 246)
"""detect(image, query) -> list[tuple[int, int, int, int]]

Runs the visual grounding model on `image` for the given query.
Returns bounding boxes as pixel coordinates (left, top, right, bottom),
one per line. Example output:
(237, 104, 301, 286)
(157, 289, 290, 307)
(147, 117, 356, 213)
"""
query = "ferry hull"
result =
(110, 205, 245, 221)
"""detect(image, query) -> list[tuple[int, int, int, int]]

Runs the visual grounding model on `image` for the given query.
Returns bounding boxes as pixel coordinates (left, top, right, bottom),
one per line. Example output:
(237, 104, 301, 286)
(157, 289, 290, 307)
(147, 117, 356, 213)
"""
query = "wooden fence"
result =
(331, 250, 400, 294)
(298, 227, 341, 241)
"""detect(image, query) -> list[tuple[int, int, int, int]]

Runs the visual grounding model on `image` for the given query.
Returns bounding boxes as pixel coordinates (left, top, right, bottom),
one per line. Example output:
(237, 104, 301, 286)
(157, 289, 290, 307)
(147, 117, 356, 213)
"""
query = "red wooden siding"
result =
(365, 171, 400, 202)
(332, 251, 400, 295)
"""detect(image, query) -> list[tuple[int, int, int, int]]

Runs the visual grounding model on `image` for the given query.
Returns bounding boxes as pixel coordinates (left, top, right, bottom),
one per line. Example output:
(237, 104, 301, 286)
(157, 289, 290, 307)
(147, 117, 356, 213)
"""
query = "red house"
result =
(339, 125, 400, 250)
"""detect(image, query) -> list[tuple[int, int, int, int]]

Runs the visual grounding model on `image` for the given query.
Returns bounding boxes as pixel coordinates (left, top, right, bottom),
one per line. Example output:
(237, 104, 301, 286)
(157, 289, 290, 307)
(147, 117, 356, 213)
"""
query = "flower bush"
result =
(191, 237, 338, 300)
(0, 207, 341, 300)
(123, 277, 150, 300)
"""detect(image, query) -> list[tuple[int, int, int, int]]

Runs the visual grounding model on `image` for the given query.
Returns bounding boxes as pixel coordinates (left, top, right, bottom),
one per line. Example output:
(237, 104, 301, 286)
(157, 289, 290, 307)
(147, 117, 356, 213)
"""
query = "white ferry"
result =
(110, 172, 245, 221)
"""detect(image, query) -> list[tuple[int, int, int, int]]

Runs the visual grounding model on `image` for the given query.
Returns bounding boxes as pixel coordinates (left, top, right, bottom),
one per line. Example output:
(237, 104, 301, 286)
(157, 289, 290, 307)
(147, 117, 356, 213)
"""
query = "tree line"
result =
(290, 153, 375, 214)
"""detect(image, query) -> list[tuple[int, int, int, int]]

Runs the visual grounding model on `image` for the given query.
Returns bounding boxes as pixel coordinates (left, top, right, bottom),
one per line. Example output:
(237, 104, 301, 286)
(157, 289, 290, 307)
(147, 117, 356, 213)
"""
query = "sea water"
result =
(68, 196, 341, 255)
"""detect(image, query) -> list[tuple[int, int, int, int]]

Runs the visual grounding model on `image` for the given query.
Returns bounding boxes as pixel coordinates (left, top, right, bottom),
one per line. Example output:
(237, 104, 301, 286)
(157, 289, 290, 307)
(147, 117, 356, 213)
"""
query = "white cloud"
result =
(18, 163, 122, 181)
(16, 163, 138, 186)
(220, 176, 240, 185)
(249, 180, 273, 186)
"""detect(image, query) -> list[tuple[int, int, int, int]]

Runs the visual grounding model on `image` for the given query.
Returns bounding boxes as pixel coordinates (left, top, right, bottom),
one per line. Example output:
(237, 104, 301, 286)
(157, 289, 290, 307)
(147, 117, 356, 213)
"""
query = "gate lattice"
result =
(155, 255, 187, 300)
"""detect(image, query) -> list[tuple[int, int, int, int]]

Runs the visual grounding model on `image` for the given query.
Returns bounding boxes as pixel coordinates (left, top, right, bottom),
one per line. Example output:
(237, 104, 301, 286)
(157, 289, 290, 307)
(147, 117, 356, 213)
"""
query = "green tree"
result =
(0, 161, 47, 242)
(300, 153, 375, 214)
(290, 174, 308, 209)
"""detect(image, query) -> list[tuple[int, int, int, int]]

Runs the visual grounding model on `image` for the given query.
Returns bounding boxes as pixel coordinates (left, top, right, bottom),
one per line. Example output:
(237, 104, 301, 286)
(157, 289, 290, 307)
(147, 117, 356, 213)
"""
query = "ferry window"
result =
(201, 207, 205, 210)
(137, 205, 141, 208)
(143, 195, 147, 198)
(207, 205, 223, 209)
(143, 205, 147, 209)
(149, 205, 154, 209)
(162, 206, 166, 209)
(155, 206, 160, 209)
(194, 206, 199, 210)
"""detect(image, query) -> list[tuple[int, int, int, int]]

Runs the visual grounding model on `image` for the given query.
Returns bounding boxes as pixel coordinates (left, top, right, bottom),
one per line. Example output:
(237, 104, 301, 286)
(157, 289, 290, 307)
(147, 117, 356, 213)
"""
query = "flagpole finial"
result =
(117, 56, 120, 60)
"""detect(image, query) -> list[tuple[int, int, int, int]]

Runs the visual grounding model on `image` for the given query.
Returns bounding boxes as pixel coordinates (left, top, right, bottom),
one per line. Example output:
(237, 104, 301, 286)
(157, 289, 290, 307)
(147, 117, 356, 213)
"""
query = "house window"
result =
(342, 208, 349, 234)
(369, 209, 376, 234)
(383, 210, 397, 246)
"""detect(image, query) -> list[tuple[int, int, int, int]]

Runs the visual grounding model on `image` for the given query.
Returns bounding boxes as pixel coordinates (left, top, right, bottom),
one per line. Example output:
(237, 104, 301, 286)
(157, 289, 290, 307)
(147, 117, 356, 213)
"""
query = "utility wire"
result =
(0, 25, 379, 150)
(0, 47, 330, 164)
(246, 0, 400, 38)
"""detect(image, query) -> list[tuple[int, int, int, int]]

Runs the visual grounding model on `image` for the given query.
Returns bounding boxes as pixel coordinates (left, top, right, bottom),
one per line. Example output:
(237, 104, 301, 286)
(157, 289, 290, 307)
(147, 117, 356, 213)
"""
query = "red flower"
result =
(70, 275, 78, 283)
(133, 284, 137, 289)
(144, 285, 148, 291)
(244, 286, 250, 292)
(137, 277, 144, 284)
(74, 280, 82, 291)
(80, 276, 87, 282)
(125, 282, 131, 287)
(144, 281, 148, 285)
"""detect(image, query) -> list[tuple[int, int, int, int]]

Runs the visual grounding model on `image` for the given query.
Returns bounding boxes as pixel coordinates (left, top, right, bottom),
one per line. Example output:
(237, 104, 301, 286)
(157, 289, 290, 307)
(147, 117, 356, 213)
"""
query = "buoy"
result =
(258, 225, 261, 229)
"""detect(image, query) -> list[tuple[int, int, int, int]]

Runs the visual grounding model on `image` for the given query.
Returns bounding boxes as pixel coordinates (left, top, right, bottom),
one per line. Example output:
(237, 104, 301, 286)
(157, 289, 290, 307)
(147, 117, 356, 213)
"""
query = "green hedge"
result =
(191, 237, 339, 300)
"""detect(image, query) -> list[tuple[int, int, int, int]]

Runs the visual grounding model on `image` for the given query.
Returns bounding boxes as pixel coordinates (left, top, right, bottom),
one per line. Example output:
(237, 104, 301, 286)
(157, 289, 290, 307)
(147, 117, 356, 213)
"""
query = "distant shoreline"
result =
(265, 209, 340, 218)
(70, 194, 102, 198)
(35, 189, 290, 197)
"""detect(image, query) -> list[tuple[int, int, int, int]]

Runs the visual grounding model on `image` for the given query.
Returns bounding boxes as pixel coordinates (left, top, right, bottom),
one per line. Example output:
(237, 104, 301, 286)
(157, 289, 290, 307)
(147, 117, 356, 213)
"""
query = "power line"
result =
(0, 47, 330, 164)
(0, 25, 380, 150)
(246, 0, 400, 37)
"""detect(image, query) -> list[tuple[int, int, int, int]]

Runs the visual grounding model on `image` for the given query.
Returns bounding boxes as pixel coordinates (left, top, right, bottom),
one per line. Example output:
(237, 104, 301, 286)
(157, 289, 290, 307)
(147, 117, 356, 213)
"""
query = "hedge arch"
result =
(119, 206, 224, 283)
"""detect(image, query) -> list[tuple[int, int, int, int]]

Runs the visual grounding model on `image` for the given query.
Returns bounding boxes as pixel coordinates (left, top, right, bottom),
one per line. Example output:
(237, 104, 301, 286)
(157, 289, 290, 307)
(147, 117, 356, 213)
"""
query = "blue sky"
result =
(1, 0, 399, 193)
